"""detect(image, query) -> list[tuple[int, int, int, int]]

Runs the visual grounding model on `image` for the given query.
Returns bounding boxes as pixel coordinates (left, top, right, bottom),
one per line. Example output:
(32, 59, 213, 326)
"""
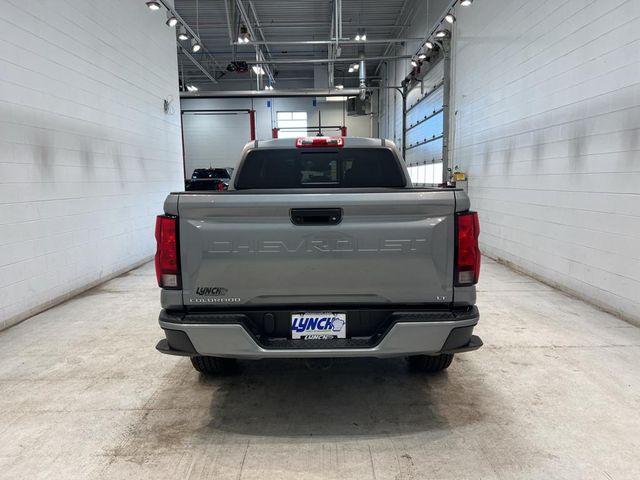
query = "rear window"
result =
(191, 168, 230, 180)
(235, 148, 405, 189)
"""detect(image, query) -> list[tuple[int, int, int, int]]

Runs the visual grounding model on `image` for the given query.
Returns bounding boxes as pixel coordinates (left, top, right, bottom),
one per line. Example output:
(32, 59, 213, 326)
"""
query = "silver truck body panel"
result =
(177, 190, 456, 307)
(159, 316, 478, 359)
(156, 137, 480, 359)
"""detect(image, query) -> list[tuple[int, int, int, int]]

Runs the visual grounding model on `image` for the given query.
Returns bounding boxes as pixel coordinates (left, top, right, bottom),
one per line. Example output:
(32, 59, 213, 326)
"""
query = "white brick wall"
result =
(0, 0, 183, 330)
(451, 0, 640, 324)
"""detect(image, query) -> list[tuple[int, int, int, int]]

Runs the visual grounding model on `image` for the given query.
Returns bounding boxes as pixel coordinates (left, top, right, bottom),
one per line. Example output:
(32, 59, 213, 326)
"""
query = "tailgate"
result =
(177, 191, 455, 307)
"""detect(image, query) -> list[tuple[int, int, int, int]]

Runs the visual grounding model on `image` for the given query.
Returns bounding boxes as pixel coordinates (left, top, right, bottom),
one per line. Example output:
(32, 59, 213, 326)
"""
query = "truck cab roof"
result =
(246, 136, 397, 150)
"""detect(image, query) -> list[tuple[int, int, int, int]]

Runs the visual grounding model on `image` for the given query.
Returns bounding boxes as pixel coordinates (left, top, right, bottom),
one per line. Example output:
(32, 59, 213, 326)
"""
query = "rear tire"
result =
(408, 354, 454, 373)
(190, 356, 237, 375)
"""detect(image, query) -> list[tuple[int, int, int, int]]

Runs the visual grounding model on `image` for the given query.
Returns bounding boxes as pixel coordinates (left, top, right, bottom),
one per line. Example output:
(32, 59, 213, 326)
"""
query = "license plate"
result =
(291, 312, 346, 340)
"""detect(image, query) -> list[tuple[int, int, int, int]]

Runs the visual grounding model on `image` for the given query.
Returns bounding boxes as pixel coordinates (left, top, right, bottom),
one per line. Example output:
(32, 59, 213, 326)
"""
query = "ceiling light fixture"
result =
(177, 26, 189, 41)
(335, 84, 344, 90)
(238, 25, 251, 44)
(445, 12, 456, 23)
(166, 12, 178, 27)
(146, 1, 161, 11)
(190, 39, 201, 53)
(425, 41, 434, 49)
(361, 33, 367, 41)
(186, 85, 198, 92)
(348, 66, 354, 73)
(252, 65, 265, 75)
(435, 29, 450, 38)
(461, 0, 473, 5)
(418, 53, 427, 60)
(325, 96, 348, 102)
(411, 58, 418, 67)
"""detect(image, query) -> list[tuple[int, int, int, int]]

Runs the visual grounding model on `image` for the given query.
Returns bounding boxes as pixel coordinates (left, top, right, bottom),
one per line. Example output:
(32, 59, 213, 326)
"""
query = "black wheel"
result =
(190, 356, 237, 375)
(408, 354, 454, 373)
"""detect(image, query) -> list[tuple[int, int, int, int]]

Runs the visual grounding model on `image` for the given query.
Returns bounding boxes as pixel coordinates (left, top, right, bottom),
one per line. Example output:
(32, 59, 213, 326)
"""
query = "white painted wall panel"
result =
(0, 0, 183, 330)
(182, 112, 251, 176)
(452, 0, 640, 324)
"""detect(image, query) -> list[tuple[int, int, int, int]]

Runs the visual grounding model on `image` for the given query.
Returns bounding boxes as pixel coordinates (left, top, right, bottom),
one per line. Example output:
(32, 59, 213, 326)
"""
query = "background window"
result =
(277, 111, 307, 138)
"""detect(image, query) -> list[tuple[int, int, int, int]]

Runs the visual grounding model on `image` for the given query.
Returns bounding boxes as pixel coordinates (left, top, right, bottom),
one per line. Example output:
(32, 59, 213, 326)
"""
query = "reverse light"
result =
(155, 215, 180, 289)
(455, 211, 481, 286)
(295, 137, 344, 148)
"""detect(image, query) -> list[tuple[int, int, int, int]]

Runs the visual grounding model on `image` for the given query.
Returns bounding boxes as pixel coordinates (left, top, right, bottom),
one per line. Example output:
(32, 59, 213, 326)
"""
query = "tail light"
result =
(455, 211, 480, 286)
(155, 215, 180, 288)
(216, 181, 226, 191)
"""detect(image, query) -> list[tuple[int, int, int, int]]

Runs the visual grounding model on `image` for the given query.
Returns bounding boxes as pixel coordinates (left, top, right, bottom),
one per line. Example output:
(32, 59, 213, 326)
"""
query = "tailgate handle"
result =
(290, 208, 342, 226)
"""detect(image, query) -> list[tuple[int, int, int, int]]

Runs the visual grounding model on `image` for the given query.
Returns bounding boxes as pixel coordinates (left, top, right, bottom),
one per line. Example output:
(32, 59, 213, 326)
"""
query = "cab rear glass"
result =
(235, 148, 406, 189)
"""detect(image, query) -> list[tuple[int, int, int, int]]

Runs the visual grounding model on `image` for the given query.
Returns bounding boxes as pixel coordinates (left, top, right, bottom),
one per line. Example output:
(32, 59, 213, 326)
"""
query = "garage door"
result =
(405, 60, 445, 186)
(182, 111, 253, 179)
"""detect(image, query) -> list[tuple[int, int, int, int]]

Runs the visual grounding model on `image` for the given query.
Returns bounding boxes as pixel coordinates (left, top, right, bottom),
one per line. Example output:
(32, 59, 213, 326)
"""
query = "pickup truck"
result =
(155, 136, 482, 374)
(184, 168, 231, 191)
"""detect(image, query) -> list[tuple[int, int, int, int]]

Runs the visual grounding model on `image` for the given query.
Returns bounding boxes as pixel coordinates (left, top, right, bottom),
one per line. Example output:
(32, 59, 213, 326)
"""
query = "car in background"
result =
(185, 168, 232, 191)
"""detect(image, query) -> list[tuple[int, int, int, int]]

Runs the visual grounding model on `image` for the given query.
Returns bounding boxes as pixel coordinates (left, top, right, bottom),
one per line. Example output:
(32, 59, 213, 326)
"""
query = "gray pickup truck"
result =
(155, 136, 482, 374)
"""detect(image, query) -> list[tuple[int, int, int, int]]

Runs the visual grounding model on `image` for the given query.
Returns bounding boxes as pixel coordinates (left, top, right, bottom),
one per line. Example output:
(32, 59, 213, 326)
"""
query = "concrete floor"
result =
(0, 259, 639, 479)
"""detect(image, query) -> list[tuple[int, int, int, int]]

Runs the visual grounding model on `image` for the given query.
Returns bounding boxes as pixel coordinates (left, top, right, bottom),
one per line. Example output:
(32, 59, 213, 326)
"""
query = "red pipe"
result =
(249, 110, 256, 140)
(341, 126, 347, 137)
(272, 128, 279, 138)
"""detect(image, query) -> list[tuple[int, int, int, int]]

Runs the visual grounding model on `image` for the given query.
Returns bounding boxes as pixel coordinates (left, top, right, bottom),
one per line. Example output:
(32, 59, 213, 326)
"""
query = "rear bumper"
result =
(156, 307, 481, 359)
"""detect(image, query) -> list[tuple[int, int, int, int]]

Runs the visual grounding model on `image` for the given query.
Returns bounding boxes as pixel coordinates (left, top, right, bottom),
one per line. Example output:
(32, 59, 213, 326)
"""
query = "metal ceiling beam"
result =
(234, 38, 422, 46)
(157, 0, 223, 85)
(181, 89, 362, 98)
(178, 44, 218, 84)
(171, 22, 414, 28)
(375, 0, 416, 75)
(223, 0, 235, 46)
(234, 0, 275, 86)
(184, 76, 383, 82)
(244, 55, 412, 65)
(328, 1, 336, 88)
(248, 0, 276, 79)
